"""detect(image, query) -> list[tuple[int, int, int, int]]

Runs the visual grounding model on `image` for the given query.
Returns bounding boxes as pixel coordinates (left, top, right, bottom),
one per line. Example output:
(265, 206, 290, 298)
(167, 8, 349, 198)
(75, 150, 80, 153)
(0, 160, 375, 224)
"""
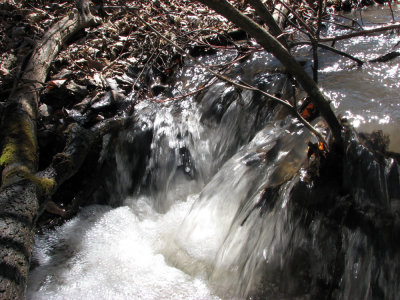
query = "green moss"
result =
(2, 165, 55, 196)
(28, 174, 56, 196)
(0, 114, 38, 171)
(0, 111, 56, 194)
(0, 143, 18, 166)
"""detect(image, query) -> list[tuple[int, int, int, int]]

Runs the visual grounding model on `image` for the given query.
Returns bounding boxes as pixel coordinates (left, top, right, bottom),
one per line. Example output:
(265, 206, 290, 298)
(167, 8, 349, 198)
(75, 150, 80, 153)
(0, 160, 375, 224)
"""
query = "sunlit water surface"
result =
(318, 5, 400, 151)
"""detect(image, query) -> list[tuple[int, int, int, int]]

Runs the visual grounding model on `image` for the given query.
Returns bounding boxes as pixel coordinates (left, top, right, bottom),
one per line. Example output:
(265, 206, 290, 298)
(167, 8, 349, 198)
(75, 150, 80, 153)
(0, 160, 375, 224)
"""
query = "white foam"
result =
(27, 202, 219, 300)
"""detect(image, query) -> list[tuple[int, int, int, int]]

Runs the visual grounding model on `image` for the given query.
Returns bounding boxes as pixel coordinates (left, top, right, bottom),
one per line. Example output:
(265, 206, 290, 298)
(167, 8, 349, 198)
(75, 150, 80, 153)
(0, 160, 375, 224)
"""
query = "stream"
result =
(26, 5, 400, 300)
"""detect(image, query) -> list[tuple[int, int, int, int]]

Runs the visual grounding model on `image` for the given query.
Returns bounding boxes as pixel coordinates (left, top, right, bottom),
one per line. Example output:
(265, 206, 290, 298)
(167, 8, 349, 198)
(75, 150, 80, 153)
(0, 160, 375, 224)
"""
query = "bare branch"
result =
(247, 0, 287, 46)
(291, 41, 364, 66)
(197, 0, 342, 144)
(320, 22, 400, 42)
(369, 51, 400, 63)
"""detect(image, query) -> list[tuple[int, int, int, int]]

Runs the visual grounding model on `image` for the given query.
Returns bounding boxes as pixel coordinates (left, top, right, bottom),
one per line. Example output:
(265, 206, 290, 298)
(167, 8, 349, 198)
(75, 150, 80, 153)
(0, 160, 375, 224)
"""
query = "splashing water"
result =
(27, 6, 400, 300)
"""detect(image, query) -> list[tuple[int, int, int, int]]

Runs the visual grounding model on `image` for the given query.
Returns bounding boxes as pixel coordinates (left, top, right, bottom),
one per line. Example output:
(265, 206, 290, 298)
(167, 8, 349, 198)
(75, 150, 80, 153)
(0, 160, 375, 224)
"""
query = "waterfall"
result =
(27, 50, 300, 299)
(26, 6, 400, 299)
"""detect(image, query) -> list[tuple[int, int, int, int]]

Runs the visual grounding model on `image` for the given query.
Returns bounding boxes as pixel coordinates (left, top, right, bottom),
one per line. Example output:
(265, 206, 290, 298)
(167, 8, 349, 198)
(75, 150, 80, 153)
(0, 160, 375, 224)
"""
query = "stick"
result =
(320, 22, 400, 42)
(291, 41, 364, 66)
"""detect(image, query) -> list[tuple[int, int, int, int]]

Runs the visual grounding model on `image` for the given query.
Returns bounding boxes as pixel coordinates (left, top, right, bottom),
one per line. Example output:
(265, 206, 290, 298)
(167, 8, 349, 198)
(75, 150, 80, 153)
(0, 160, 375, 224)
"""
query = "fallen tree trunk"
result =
(0, 1, 98, 187)
(0, 1, 99, 298)
(0, 117, 133, 299)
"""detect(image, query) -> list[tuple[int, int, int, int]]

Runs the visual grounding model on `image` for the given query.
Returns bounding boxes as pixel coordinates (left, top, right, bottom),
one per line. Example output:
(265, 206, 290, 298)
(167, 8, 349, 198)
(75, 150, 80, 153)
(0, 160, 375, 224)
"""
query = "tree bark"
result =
(273, 0, 289, 29)
(0, 1, 99, 298)
(0, 0, 98, 187)
(197, 0, 343, 145)
(246, 0, 287, 46)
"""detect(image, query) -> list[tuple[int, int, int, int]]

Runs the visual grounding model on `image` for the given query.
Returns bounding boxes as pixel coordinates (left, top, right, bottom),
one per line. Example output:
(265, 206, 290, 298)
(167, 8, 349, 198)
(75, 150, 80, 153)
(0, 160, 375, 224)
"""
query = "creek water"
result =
(26, 5, 400, 300)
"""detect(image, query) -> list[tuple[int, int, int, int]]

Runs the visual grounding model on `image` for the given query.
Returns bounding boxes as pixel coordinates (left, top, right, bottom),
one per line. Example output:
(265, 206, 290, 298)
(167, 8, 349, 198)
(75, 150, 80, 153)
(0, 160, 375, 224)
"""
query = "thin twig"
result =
(316, 0, 324, 38)
(328, 13, 364, 30)
(146, 78, 217, 103)
(388, 1, 395, 24)
(291, 41, 364, 66)
(322, 19, 362, 31)
(133, 10, 290, 105)
(312, 0, 325, 82)
(320, 22, 400, 42)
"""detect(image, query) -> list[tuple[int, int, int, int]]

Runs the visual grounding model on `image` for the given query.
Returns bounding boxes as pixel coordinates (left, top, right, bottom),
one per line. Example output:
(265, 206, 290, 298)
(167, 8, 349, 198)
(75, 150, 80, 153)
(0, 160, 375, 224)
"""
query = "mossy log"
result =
(0, 117, 133, 300)
(0, 1, 99, 187)
(0, 1, 100, 298)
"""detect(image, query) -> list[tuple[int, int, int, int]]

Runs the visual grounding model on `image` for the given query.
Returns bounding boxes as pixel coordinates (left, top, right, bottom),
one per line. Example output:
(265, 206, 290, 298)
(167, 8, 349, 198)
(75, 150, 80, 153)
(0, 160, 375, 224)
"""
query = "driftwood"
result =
(0, 1, 101, 298)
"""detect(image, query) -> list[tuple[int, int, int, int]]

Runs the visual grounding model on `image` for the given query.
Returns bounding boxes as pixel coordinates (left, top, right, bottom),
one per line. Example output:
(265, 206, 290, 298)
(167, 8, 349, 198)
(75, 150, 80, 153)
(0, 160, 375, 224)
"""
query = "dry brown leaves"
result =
(0, 0, 244, 107)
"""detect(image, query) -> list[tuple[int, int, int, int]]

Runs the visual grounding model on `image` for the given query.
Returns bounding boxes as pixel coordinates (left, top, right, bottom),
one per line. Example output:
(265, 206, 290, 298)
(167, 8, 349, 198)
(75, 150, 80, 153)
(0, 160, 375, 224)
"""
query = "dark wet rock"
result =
(250, 128, 400, 300)
(177, 145, 196, 179)
(41, 80, 89, 110)
(66, 81, 88, 97)
(388, 161, 400, 201)
(91, 90, 123, 114)
(63, 108, 88, 125)
(343, 131, 391, 208)
(72, 95, 93, 113)
(103, 120, 154, 206)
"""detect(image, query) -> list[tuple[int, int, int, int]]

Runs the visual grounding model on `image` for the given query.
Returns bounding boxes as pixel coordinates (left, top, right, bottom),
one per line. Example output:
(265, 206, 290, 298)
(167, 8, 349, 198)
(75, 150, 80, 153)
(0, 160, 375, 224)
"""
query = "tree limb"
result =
(246, 0, 287, 46)
(197, 0, 343, 145)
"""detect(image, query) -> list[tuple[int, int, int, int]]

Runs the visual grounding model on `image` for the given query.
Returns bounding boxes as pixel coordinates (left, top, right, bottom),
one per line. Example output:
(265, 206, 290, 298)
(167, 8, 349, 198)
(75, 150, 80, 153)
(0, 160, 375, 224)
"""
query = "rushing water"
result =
(26, 5, 400, 300)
